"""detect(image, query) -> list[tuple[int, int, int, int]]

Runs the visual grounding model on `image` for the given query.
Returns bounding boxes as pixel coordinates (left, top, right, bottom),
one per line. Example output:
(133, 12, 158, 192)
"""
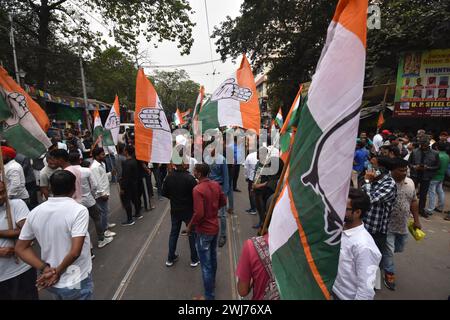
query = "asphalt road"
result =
(38, 173, 450, 300)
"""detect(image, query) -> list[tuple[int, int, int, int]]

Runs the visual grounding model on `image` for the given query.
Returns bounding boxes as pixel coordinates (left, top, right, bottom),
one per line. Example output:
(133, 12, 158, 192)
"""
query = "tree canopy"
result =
(0, 0, 195, 90)
(212, 0, 450, 115)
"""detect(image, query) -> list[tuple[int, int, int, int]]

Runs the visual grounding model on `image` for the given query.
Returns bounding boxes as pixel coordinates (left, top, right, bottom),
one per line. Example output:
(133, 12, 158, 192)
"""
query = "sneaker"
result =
(434, 208, 443, 213)
(104, 230, 116, 237)
(419, 212, 430, 219)
(384, 272, 396, 291)
(444, 215, 450, 221)
(91, 253, 96, 260)
(218, 237, 226, 248)
(190, 261, 200, 268)
(134, 214, 144, 220)
(108, 223, 116, 229)
(245, 208, 252, 213)
(246, 210, 257, 215)
(166, 254, 179, 267)
(180, 230, 188, 236)
(98, 237, 113, 248)
(234, 189, 242, 192)
(121, 220, 135, 226)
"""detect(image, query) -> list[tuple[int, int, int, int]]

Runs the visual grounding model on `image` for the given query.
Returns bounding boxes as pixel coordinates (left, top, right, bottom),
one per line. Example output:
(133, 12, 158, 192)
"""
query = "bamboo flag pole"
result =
(260, 143, 292, 236)
(0, 147, 13, 231)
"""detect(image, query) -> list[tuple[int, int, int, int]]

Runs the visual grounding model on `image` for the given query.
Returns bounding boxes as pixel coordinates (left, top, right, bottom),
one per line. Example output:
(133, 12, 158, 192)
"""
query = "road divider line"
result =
(112, 203, 170, 300)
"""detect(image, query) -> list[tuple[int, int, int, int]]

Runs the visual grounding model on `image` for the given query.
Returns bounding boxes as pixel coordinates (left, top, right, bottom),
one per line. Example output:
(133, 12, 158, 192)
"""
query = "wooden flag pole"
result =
(0, 147, 13, 231)
(260, 143, 292, 236)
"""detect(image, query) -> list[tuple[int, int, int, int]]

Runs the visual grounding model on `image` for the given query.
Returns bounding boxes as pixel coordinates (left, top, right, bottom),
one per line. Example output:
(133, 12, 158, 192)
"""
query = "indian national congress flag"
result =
(268, 0, 368, 299)
(0, 67, 51, 158)
(198, 55, 260, 134)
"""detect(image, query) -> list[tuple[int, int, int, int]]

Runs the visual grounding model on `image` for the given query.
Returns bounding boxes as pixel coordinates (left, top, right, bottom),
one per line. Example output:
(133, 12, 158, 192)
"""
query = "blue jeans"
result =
(168, 214, 198, 263)
(383, 232, 408, 274)
(47, 274, 93, 300)
(426, 180, 445, 213)
(96, 198, 109, 232)
(195, 233, 218, 300)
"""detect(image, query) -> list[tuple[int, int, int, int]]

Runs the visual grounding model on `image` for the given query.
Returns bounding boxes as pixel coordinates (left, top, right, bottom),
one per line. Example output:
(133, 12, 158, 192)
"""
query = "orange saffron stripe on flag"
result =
(135, 68, 155, 162)
(286, 180, 331, 300)
(237, 56, 260, 135)
(280, 85, 302, 135)
(332, 0, 368, 48)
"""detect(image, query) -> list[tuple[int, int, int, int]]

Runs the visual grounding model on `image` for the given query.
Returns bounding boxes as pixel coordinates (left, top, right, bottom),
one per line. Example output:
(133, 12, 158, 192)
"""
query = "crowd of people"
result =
(0, 125, 448, 301)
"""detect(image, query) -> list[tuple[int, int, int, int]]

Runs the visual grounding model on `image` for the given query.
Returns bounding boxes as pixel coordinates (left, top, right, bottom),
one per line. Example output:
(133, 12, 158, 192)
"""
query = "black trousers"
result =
(88, 205, 104, 241)
(247, 180, 256, 210)
(25, 181, 39, 210)
(233, 165, 240, 190)
(168, 214, 198, 263)
(370, 231, 387, 267)
(121, 186, 141, 221)
(411, 177, 431, 214)
(0, 268, 38, 300)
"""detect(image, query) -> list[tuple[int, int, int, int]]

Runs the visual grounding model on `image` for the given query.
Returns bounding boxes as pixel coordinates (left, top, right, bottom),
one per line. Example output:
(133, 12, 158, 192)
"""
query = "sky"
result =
(140, 0, 244, 94)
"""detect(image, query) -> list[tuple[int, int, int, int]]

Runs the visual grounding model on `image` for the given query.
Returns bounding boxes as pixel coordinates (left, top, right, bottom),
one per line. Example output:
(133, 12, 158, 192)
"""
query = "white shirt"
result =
(19, 197, 92, 288)
(39, 166, 59, 188)
(90, 160, 111, 198)
(244, 152, 258, 182)
(57, 142, 68, 151)
(67, 165, 98, 208)
(332, 224, 381, 300)
(373, 134, 384, 153)
(4, 160, 29, 200)
(0, 200, 31, 282)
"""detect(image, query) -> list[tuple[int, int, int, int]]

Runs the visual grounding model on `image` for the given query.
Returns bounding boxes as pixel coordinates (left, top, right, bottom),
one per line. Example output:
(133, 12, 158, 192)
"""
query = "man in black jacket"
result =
(120, 145, 142, 226)
(408, 136, 440, 217)
(162, 163, 199, 267)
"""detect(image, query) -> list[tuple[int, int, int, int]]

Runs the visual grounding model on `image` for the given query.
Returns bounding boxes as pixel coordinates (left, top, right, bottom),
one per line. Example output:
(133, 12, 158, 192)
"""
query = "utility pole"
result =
(78, 36, 92, 132)
(9, 14, 20, 84)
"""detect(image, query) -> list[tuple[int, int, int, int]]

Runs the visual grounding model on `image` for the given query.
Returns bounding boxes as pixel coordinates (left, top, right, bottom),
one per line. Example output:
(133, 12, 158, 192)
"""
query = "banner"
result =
(394, 49, 450, 117)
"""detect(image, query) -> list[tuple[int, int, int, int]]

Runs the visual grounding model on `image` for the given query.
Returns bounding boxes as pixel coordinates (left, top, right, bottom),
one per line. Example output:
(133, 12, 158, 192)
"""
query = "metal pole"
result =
(78, 36, 92, 132)
(9, 14, 20, 84)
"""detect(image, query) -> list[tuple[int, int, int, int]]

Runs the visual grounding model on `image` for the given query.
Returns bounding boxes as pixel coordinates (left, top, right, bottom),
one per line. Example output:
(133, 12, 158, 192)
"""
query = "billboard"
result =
(394, 49, 450, 117)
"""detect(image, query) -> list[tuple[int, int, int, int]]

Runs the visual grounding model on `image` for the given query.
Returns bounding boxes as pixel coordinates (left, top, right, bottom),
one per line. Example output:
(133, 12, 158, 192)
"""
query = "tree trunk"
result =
(37, 0, 50, 89)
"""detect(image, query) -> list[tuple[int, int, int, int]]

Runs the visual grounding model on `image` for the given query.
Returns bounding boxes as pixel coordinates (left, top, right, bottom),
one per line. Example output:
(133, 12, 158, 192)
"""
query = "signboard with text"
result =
(394, 49, 450, 117)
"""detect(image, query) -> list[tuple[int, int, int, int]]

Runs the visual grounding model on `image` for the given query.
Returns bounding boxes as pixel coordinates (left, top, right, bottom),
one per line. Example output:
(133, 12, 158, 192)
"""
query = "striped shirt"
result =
(362, 173, 397, 234)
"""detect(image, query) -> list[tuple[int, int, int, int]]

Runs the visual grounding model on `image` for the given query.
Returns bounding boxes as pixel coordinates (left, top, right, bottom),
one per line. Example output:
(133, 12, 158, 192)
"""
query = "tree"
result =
(0, 0, 195, 90)
(86, 47, 137, 106)
(212, 0, 335, 114)
(213, 0, 450, 113)
(150, 69, 200, 114)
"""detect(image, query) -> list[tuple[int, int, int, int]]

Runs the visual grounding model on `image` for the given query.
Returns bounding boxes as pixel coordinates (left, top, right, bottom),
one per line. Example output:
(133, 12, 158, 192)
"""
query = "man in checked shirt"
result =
(361, 156, 397, 266)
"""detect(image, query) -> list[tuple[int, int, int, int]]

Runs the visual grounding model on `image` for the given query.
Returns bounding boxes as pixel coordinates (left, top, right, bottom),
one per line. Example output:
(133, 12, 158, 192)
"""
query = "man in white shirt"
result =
(2, 146, 29, 203)
(332, 188, 382, 300)
(244, 150, 258, 214)
(68, 152, 114, 248)
(373, 130, 391, 154)
(15, 170, 93, 300)
(91, 147, 114, 235)
(0, 181, 37, 300)
(39, 152, 61, 200)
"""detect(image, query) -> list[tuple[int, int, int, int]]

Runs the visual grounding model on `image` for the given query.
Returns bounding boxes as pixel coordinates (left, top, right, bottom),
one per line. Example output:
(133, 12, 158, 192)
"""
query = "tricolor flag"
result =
(92, 108, 112, 147)
(279, 87, 303, 163)
(174, 108, 186, 126)
(376, 111, 384, 130)
(192, 85, 205, 121)
(0, 67, 51, 158)
(104, 95, 121, 145)
(135, 68, 172, 163)
(274, 107, 283, 129)
(181, 108, 192, 120)
(199, 55, 260, 134)
(269, 0, 368, 300)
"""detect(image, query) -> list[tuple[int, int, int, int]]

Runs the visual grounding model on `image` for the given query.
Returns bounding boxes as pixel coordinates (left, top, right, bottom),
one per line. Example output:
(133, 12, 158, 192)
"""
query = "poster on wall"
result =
(394, 49, 450, 117)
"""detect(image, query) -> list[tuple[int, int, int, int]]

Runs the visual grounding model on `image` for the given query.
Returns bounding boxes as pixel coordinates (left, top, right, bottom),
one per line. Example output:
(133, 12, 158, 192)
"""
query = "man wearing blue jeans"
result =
(383, 158, 421, 290)
(205, 150, 229, 248)
(187, 164, 226, 300)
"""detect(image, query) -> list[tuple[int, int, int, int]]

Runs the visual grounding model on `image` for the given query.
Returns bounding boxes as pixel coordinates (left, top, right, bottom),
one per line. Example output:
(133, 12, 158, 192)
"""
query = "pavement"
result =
(38, 173, 450, 300)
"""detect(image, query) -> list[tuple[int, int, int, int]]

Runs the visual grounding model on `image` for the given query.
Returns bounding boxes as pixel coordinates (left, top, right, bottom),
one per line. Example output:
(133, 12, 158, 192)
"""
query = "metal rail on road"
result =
(112, 203, 170, 300)
(227, 212, 242, 300)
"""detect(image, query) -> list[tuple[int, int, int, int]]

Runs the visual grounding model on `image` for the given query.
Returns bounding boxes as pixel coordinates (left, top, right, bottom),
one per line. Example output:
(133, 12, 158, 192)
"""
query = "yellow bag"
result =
(408, 220, 426, 241)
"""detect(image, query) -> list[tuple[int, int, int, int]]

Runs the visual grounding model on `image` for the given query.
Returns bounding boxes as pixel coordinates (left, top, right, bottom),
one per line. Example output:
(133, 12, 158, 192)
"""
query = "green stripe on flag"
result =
(198, 99, 220, 132)
(0, 125, 48, 158)
(102, 129, 115, 146)
(272, 97, 340, 299)
(0, 94, 12, 120)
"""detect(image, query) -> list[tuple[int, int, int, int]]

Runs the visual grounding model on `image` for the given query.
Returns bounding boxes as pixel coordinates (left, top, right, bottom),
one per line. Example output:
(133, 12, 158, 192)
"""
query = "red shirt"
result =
(190, 178, 226, 235)
(236, 234, 270, 300)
